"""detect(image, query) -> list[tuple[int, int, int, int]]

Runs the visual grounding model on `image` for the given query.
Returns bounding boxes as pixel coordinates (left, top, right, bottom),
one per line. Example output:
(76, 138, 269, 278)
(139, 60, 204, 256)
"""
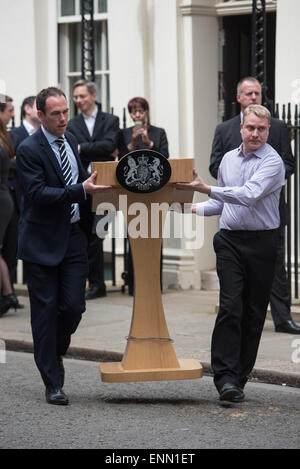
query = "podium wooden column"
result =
(91, 157, 203, 383)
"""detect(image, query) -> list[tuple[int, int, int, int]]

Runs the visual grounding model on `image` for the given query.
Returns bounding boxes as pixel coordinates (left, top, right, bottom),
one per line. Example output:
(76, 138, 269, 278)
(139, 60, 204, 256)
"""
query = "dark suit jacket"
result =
(118, 125, 169, 159)
(209, 114, 295, 225)
(67, 107, 120, 170)
(10, 123, 29, 147)
(16, 128, 92, 266)
(9, 123, 31, 210)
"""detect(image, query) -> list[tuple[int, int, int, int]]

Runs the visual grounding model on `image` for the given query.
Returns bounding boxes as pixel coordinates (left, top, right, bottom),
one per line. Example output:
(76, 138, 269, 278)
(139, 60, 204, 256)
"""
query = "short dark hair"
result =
(20, 96, 36, 119)
(36, 87, 66, 114)
(237, 77, 261, 95)
(127, 97, 149, 114)
(73, 79, 97, 96)
(0, 95, 13, 113)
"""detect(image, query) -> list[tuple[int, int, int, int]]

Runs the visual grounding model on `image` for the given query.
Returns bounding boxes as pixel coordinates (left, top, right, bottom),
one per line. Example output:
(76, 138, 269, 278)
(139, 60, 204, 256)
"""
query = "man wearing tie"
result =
(16, 87, 112, 405)
(67, 80, 120, 300)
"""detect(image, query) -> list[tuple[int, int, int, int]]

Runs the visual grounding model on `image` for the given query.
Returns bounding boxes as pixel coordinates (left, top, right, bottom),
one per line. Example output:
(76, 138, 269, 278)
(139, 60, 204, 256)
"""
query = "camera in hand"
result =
(133, 121, 143, 131)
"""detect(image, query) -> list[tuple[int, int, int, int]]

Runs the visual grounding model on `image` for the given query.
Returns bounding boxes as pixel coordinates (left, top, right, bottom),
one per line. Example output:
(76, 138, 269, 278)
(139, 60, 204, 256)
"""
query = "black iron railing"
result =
(228, 101, 299, 301)
(81, 0, 95, 82)
(275, 103, 300, 300)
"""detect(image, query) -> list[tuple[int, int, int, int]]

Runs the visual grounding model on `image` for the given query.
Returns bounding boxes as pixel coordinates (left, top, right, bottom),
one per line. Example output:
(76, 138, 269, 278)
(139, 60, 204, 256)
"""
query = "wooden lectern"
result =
(91, 155, 203, 383)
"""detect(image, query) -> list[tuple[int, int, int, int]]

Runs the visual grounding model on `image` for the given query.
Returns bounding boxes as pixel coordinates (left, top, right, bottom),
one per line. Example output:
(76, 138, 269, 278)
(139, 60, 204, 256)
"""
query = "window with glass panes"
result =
(58, 0, 109, 117)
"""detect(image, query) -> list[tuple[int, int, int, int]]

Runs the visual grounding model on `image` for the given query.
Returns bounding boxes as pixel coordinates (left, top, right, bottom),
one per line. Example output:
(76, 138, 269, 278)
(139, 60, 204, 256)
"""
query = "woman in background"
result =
(118, 96, 169, 159)
(0, 118, 18, 316)
(118, 97, 169, 295)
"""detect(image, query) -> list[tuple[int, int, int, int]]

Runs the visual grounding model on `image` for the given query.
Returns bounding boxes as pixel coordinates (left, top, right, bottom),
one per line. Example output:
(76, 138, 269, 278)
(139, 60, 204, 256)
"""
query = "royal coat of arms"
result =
(116, 150, 171, 193)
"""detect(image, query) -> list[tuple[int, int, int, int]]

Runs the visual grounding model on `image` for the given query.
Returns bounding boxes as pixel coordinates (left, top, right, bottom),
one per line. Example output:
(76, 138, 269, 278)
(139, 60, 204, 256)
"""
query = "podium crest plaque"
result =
(116, 149, 172, 193)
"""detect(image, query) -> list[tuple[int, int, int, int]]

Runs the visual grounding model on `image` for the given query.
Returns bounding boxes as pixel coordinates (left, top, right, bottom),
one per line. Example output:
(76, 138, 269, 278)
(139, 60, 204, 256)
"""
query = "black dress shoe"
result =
(275, 320, 300, 334)
(219, 383, 245, 402)
(45, 387, 68, 405)
(85, 285, 107, 300)
(230, 390, 245, 403)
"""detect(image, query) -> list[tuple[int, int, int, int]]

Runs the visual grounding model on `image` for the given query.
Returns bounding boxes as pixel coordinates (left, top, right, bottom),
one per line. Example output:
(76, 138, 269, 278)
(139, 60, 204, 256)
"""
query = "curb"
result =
(5, 339, 123, 363)
(5, 339, 300, 388)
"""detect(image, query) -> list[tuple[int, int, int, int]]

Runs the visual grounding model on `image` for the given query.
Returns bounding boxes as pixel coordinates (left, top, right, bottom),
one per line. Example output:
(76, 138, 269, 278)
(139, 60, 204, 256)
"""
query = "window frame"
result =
(58, 0, 108, 19)
(57, 0, 110, 115)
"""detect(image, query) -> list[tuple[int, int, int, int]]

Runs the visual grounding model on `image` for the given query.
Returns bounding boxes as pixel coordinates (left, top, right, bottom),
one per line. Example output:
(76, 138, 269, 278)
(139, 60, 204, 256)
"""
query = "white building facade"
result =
(0, 0, 299, 290)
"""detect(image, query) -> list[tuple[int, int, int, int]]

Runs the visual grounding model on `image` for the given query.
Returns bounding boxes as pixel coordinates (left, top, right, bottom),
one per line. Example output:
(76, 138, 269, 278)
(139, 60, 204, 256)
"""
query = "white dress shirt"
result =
(82, 106, 98, 137)
(22, 119, 36, 136)
(195, 143, 285, 230)
(82, 106, 98, 174)
(41, 126, 82, 223)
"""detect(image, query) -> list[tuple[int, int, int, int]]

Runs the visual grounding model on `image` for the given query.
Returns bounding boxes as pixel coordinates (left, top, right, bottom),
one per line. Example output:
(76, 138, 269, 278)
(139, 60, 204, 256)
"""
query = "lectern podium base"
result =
(92, 156, 201, 386)
(99, 359, 203, 383)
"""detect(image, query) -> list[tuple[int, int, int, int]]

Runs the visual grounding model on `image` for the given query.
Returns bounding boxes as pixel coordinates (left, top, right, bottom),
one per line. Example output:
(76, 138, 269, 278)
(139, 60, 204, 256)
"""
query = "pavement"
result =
(1, 284, 300, 388)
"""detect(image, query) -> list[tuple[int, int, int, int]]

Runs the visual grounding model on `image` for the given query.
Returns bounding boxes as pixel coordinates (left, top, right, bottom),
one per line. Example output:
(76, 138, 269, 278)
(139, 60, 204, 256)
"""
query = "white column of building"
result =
(107, 0, 149, 284)
(0, 0, 37, 124)
(276, 0, 300, 105)
(34, 0, 58, 92)
(108, 0, 149, 120)
(108, 0, 220, 289)
(148, 0, 197, 290)
(178, 0, 220, 289)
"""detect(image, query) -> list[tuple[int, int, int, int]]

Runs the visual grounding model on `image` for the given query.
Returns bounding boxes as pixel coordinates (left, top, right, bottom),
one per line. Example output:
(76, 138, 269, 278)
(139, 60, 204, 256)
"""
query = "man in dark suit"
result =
(10, 96, 40, 145)
(67, 80, 120, 300)
(16, 87, 112, 405)
(209, 76, 300, 335)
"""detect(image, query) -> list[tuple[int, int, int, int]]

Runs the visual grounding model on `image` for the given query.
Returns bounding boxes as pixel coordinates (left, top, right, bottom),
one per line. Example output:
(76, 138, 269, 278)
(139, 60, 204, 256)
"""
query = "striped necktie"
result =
(55, 137, 76, 220)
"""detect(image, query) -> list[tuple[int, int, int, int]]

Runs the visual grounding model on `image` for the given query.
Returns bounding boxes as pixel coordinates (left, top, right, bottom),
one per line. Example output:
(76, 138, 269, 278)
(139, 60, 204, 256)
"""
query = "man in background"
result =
(68, 79, 119, 300)
(10, 96, 40, 145)
(209, 76, 300, 335)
